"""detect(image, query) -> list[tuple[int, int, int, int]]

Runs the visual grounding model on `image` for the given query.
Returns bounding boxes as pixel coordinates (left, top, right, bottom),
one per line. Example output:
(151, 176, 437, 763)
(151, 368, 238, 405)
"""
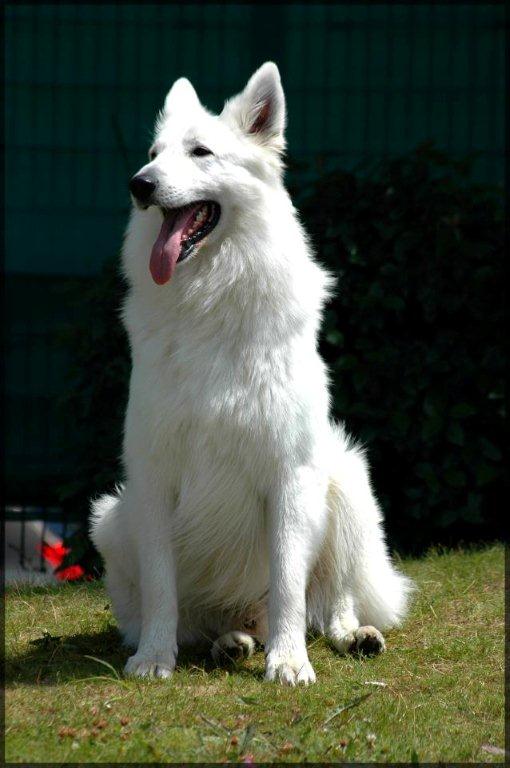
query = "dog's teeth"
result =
(194, 206, 207, 224)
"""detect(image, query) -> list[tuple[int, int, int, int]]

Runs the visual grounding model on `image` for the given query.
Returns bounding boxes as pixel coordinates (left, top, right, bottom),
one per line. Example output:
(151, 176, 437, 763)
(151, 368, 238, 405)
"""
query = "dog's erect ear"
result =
(163, 77, 201, 116)
(221, 62, 286, 153)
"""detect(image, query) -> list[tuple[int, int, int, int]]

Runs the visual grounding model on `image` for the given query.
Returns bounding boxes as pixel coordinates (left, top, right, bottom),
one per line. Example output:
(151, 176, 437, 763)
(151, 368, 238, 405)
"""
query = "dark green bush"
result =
(298, 142, 504, 551)
(58, 143, 504, 565)
(55, 260, 129, 575)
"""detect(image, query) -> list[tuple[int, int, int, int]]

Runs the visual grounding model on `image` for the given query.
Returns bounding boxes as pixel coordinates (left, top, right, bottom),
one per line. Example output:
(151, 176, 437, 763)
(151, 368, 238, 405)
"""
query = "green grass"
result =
(5, 543, 505, 763)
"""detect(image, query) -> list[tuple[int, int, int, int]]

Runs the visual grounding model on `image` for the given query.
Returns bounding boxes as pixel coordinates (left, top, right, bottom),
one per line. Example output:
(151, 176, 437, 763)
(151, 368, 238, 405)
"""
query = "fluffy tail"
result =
(353, 543, 414, 630)
(328, 425, 414, 630)
(89, 487, 123, 557)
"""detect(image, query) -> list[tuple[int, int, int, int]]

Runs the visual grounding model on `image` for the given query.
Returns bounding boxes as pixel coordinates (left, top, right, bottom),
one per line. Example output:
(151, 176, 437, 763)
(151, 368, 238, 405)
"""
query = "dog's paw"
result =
(264, 649, 316, 686)
(124, 653, 175, 679)
(211, 631, 255, 666)
(332, 625, 386, 657)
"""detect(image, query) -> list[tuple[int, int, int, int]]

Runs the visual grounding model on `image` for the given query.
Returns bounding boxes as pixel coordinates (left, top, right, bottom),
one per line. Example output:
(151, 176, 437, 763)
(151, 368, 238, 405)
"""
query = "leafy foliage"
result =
(56, 260, 130, 573)
(58, 259, 130, 507)
(57, 143, 504, 566)
(298, 142, 504, 551)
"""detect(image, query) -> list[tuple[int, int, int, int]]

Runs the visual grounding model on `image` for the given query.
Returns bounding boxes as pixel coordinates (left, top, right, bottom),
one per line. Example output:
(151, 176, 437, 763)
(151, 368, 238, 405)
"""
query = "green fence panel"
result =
(4, 3, 505, 500)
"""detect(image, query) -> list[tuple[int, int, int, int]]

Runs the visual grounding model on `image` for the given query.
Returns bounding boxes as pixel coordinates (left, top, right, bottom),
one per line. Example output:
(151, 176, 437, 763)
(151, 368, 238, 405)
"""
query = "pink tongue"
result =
(150, 206, 200, 285)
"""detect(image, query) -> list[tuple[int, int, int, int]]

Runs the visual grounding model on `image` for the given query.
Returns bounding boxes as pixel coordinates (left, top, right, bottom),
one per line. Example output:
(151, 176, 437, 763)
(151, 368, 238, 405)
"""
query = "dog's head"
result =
(129, 62, 286, 285)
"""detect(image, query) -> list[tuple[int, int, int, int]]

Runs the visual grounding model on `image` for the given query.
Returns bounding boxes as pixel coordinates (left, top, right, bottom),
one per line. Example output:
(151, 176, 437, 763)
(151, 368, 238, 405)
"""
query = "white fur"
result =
(90, 62, 412, 686)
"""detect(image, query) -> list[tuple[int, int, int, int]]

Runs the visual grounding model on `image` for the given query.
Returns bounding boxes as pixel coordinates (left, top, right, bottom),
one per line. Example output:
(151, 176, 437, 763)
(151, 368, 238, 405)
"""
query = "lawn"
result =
(5, 543, 505, 763)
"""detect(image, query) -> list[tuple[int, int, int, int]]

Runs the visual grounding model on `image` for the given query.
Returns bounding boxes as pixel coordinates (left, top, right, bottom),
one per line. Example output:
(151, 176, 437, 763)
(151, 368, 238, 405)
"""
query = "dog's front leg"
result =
(124, 492, 178, 679)
(264, 467, 325, 686)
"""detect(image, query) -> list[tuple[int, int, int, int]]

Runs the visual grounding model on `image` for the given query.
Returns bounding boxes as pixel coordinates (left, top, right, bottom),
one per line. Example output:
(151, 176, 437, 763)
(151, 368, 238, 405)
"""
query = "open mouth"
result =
(150, 201, 221, 285)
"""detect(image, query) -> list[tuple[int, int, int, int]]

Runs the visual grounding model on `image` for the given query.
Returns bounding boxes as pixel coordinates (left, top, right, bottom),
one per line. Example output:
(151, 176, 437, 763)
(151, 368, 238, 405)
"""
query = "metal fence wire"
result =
(4, 4, 506, 515)
(4, 504, 83, 581)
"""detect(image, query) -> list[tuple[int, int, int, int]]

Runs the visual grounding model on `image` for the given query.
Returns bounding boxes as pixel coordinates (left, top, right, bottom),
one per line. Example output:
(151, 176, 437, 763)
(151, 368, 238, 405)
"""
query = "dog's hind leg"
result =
(211, 631, 256, 665)
(307, 517, 385, 657)
(310, 427, 412, 656)
(309, 550, 386, 656)
(326, 592, 385, 656)
(104, 563, 141, 649)
(209, 601, 267, 666)
(90, 491, 141, 648)
(334, 443, 412, 634)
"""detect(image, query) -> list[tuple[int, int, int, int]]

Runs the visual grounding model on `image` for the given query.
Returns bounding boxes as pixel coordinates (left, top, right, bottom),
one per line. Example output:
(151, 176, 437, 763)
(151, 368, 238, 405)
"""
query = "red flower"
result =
(38, 542, 85, 581)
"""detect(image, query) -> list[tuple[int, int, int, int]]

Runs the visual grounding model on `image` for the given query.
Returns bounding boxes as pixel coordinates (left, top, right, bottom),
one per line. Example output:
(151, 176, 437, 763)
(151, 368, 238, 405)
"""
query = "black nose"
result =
(129, 174, 156, 204)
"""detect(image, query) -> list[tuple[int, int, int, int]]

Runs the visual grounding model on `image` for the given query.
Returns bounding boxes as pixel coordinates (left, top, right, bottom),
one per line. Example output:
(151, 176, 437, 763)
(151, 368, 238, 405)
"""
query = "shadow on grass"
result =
(6, 626, 265, 686)
(6, 626, 127, 686)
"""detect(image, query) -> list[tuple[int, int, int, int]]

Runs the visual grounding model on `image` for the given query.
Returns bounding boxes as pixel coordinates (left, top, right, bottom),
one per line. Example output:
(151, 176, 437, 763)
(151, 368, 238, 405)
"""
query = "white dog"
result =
(90, 62, 411, 685)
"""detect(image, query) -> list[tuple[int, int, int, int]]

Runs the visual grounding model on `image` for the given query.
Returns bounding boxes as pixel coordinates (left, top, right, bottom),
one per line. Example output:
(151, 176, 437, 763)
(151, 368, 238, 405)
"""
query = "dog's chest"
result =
(164, 358, 272, 607)
(133, 322, 293, 484)
(171, 432, 270, 608)
(128, 332, 282, 605)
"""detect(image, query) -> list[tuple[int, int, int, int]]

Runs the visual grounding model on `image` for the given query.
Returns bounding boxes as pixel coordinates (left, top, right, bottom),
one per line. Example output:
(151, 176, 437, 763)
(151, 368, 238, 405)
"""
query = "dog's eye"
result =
(191, 146, 213, 158)
(149, 149, 158, 161)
